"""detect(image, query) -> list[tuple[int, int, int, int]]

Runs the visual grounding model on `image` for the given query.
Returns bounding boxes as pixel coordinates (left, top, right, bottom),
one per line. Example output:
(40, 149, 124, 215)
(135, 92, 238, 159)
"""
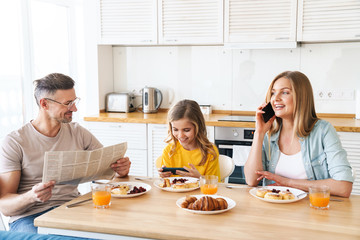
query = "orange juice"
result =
(308, 185, 330, 210)
(92, 191, 111, 208)
(200, 184, 218, 195)
(309, 193, 330, 208)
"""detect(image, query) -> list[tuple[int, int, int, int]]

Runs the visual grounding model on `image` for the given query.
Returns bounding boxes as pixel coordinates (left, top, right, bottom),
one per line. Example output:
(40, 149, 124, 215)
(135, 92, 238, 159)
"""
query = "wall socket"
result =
(315, 89, 354, 100)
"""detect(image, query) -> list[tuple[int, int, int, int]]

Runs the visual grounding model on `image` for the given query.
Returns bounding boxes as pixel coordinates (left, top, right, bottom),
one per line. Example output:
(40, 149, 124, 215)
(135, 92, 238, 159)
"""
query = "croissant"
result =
(187, 196, 228, 211)
(181, 195, 198, 208)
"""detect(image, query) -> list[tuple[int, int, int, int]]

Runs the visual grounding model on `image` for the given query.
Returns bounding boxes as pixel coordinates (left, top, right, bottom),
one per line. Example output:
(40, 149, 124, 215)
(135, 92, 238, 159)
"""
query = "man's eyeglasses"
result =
(44, 97, 80, 110)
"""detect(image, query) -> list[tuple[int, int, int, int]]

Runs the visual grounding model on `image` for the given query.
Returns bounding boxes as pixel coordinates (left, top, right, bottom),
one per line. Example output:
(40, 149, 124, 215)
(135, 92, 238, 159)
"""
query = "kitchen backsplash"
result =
(106, 42, 360, 114)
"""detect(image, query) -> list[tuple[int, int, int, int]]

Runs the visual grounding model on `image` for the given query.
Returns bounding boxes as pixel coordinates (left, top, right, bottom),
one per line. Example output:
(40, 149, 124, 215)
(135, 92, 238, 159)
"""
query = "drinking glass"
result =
(200, 175, 218, 195)
(309, 185, 330, 210)
(91, 182, 112, 209)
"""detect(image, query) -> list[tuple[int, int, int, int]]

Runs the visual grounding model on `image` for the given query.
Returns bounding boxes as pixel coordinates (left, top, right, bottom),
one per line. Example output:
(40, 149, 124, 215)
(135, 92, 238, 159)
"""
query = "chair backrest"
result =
(155, 156, 162, 169)
(218, 154, 235, 182)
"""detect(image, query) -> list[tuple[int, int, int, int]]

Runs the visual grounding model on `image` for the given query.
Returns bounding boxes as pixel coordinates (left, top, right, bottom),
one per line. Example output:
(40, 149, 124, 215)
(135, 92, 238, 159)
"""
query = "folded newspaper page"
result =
(42, 142, 127, 184)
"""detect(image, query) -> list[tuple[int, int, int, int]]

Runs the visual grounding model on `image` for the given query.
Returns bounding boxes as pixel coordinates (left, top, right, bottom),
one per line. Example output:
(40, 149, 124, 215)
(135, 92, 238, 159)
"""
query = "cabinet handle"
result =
(109, 125, 121, 128)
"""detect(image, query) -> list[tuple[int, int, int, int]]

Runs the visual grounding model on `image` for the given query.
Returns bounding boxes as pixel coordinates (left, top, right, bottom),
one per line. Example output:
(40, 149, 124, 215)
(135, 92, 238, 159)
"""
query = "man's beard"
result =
(59, 112, 73, 123)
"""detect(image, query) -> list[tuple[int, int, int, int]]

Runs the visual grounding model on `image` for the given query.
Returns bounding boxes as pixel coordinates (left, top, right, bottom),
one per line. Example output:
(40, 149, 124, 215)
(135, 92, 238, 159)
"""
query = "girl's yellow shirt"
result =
(160, 142, 220, 180)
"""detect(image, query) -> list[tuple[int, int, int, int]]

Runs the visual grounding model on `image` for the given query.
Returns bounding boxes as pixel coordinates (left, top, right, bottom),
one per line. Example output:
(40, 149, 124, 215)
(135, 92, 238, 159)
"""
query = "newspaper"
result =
(42, 142, 127, 185)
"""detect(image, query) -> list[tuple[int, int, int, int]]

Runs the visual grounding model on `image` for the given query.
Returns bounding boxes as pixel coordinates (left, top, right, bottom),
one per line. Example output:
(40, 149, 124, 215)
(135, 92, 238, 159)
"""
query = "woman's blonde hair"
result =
(265, 71, 318, 138)
(166, 99, 216, 165)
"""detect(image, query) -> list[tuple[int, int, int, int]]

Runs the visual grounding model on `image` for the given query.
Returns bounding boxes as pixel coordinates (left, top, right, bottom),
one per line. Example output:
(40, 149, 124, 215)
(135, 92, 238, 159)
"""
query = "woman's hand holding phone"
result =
(255, 102, 276, 135)
(262, 102, 275, 123)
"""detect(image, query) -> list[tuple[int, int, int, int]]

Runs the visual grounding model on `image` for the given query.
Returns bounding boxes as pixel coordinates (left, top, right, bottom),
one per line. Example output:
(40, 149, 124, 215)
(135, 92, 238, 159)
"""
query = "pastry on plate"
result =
(185, 182, 199, 188)
(159, 178, 171, 188)
(256, 188, 271, 198)
(111, 184, 129, 195)
(264, 192, 282, 200)
(186, 196, 228, 211)
(280, 189, 295, 200)
(173, 183, 187, 189)
(181, 195, 197, 208)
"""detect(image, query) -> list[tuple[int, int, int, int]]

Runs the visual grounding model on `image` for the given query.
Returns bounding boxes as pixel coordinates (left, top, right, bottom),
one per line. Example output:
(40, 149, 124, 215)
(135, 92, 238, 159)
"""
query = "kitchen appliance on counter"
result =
(105, 92, 135, 113)
(142, 87, 163, 113)
(218, 115, 256, 122)
(215, 127, 257, 184)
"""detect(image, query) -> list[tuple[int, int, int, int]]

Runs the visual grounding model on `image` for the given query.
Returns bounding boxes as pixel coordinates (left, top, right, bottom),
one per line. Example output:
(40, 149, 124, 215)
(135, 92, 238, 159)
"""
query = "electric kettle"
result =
(142, 87, 163, 113)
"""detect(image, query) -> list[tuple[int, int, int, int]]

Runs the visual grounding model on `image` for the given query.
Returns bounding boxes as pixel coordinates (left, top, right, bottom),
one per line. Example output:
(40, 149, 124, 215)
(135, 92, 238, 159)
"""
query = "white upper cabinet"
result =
(297, 0, 360, 42)
(98, 0, 158, 45)
(224, 0, 297, 48)
(158, 0, 223, 45)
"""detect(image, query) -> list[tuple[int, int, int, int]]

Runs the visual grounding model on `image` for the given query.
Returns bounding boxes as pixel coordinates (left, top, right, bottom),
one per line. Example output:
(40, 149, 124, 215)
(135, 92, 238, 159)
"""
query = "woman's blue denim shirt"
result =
(262, 120, 354, 186)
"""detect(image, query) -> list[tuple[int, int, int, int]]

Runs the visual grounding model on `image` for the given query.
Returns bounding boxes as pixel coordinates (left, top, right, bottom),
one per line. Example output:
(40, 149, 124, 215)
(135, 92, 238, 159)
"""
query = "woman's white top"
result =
(275, 151, 307, 179)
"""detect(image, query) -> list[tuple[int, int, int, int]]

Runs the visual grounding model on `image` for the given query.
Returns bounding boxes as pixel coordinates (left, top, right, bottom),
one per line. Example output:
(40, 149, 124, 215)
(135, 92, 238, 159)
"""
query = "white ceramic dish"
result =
(153, 177, 199, 192)
(111, 181, 151, 198)
(176, 194, 236, 215)
(249, 186, 307, 203)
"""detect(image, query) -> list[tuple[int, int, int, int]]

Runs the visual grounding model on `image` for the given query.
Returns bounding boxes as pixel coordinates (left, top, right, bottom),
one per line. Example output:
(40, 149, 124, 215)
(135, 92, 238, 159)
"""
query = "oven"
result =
(215, 127, 255, 184)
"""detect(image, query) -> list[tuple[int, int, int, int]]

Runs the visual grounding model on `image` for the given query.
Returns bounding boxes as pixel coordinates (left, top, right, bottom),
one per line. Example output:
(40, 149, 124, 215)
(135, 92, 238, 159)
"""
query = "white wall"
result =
(100, 42, 360, 114)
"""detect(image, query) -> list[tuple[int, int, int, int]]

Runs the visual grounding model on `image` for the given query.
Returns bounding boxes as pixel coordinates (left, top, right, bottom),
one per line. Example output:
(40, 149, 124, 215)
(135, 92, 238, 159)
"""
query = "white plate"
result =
(153, 177, 200, 192)
(176, 194, 236, 215)
(249, 186, 307, 203)
(111, 182, 151, 198)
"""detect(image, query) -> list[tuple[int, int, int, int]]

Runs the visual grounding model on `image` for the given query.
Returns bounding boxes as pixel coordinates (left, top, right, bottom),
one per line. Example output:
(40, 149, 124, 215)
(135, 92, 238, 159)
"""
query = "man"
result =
(0, 73, 131, 233)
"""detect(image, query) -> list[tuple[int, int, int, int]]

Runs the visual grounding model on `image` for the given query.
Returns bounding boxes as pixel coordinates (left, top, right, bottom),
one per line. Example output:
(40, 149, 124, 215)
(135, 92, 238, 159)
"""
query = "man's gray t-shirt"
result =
(0, 122, 103, 223)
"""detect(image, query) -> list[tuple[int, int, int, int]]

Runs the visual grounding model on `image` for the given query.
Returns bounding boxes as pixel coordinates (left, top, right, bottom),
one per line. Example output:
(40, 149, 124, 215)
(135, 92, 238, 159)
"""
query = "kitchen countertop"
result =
(84, 112, 360, 132)
(35, 176, 360, 240)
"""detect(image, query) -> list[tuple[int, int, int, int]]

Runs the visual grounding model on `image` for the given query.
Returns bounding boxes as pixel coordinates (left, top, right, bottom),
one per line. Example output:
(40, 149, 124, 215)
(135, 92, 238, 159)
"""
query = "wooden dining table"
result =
(34, 176, 360, 240)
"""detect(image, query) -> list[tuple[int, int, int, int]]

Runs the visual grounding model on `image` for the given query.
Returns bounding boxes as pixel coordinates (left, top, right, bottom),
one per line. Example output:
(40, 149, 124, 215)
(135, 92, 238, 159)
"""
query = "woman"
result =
(244, 71, 353, 197)
(158, 99, 220, 179)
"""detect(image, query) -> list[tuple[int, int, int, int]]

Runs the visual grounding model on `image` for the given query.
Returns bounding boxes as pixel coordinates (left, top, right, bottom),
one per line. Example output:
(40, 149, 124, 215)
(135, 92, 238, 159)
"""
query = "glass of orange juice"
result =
(309, 185, 330, 210)
(91, 182, 111, 209)
(200, 175, 218, 195)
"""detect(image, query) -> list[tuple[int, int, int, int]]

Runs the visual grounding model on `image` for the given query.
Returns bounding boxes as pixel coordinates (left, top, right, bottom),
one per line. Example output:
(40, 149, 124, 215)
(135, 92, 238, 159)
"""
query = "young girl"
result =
(158, 99, 220, 179)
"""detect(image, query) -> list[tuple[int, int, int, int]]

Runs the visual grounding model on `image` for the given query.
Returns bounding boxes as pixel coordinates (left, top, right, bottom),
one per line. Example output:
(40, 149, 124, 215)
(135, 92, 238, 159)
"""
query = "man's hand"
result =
(111, 157, 131, 177)
(30, 181, 55, 203)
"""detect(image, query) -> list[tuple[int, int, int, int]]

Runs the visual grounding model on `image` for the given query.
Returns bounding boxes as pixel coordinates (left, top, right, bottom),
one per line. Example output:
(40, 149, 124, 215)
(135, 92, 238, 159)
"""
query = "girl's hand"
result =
(256, 171, 290, 186)
(179, 164, 201, 178)
(158, 165, 172, 178)
(255, 103, 276, 135)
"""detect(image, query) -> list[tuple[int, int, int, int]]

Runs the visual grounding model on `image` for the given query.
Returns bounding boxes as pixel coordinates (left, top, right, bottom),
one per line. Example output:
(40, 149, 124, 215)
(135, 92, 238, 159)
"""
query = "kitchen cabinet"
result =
(224, 0, 297, 48)
(97, 0, 360, 47)
(84, 122, 148, 177)
(158, 0, 223, 45)
(98, 0, 158, 45)
(147, 124, 168, 177)
(97, 0, 223, 45)
(338, 132, 360, 195)
(297, 0, 360, 42)
(147, 124, 215, 177)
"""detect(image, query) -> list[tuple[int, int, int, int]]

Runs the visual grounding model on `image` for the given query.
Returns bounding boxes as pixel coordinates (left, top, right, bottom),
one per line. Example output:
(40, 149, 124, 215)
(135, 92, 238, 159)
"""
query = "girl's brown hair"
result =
(265, 71, 318, 138)
(166, 99, 217, 165)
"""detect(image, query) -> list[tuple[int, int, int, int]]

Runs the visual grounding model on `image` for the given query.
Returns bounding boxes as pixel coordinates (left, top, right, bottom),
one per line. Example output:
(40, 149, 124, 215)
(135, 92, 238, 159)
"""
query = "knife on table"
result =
(66, 198, 92, 208)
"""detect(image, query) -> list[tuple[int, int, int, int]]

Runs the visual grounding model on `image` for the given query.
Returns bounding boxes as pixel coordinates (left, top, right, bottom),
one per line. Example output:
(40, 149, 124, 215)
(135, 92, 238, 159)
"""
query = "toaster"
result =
(105, 92, 135, 113)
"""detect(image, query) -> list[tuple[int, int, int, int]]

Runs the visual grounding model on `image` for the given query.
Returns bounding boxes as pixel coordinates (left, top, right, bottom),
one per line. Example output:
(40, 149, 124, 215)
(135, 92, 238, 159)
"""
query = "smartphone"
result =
(262, 102, 275, 123)
(162, 167, 189, 174)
